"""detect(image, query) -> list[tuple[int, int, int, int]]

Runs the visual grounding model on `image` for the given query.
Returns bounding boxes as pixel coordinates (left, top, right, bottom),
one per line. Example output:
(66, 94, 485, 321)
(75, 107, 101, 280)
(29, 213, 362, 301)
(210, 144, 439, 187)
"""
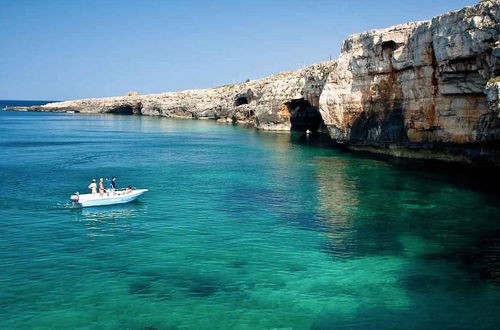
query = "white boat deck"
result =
(72, 189, 148, 207)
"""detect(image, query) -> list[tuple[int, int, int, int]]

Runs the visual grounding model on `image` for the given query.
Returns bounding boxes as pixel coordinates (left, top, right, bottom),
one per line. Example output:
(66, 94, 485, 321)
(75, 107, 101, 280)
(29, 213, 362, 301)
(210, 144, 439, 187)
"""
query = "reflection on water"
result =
(315, 157, 360, 222)
(72, 202, 148, 238)
(79, 202, 144, 220)
(314, 157, 360, 258)
(313, 149, 500, 286)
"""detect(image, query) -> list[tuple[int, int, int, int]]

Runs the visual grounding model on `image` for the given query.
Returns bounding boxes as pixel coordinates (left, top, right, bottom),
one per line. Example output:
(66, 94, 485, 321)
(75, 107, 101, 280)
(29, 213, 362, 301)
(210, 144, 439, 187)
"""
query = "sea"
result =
(0, 100, 59, 109)
(1, 101, 500, 329)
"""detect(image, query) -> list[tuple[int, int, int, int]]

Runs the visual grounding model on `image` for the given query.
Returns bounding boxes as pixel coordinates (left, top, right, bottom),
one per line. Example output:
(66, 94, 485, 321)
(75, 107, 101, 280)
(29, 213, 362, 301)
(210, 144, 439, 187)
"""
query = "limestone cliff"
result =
(319, 0, 500, 164)
(9, 61, 334, 132)
(5, 0, 500, 165)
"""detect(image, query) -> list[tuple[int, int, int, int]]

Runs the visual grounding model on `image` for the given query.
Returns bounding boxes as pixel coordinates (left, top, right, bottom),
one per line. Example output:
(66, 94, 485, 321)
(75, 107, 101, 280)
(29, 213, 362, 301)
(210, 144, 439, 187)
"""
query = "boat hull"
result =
(72, 189, 148, 207)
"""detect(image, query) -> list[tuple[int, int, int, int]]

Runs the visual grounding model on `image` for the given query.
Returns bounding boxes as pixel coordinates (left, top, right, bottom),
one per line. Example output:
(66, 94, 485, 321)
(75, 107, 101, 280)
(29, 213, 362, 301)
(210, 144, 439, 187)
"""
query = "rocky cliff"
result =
(319, 0, 500, 164)
(5, 0, 500, 165)
(8, 61, 335, 132)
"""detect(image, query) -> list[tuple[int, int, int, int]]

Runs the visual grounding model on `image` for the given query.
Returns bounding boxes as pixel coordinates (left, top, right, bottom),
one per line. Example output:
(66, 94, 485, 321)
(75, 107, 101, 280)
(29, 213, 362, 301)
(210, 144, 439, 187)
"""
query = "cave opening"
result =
(108, 104, 142, 115)
(381, 40, 398, 61)
(381, 40, 398, 51)
(235, 96, 249, 106)
(109, 105, 134, 115)
(286, 98, 324, 133)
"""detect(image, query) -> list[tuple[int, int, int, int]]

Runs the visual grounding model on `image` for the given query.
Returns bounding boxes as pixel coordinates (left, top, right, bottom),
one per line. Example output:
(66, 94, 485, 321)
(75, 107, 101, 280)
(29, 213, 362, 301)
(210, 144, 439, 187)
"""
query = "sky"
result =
(0, 0, 478, 100)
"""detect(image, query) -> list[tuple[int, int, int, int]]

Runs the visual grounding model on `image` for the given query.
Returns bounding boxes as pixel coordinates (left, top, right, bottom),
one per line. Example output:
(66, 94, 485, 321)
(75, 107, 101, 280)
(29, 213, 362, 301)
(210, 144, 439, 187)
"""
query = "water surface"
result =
(0, 100, 58, 109)
(1, 110, 500, 329)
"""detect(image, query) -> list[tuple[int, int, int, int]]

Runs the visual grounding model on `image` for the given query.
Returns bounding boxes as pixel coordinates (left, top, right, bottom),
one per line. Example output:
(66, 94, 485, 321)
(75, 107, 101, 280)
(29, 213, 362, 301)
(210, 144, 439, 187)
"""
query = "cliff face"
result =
(5, 0, 500, 165)
(319, 0, 500, 163)
(14, 61, 334, 132)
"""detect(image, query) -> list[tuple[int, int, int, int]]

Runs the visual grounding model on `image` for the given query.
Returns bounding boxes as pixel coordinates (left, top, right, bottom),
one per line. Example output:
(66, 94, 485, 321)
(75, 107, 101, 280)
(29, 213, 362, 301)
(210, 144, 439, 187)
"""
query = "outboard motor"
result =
(70, 192, 80, 206)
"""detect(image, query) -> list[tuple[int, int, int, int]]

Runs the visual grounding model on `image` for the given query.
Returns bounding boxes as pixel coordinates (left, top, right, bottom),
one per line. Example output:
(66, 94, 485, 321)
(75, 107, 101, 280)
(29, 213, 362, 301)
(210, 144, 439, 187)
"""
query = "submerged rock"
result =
(128, 280, 154, 295)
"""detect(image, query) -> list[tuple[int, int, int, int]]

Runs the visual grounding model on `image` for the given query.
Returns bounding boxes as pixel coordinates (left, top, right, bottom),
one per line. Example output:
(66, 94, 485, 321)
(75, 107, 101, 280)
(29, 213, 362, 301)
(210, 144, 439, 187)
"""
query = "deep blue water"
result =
(0, 100, 58, 109)
(1, 110, 500, 329)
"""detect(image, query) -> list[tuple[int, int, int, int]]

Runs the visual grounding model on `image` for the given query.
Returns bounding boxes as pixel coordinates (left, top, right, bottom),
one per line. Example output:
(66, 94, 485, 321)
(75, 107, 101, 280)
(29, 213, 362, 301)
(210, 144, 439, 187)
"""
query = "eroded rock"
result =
(9, 61, 334, 131)
(319, 0, 500, 165)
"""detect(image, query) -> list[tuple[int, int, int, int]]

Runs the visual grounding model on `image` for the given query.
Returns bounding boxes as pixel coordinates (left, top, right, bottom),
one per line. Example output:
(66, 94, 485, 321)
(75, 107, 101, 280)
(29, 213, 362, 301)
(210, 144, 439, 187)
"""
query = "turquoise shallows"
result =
(1, 111, 500, 330)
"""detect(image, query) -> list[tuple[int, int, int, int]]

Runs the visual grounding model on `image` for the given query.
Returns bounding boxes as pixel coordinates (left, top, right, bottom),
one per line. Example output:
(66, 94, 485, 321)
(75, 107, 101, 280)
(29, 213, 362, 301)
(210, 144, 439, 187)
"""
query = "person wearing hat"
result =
(88, 179, 97, 194)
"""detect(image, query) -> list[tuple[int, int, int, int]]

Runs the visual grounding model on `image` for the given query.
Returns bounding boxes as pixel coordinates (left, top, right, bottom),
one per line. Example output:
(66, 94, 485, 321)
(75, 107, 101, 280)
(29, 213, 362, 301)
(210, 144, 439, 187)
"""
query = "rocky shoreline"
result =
(5, 0, 500, 166)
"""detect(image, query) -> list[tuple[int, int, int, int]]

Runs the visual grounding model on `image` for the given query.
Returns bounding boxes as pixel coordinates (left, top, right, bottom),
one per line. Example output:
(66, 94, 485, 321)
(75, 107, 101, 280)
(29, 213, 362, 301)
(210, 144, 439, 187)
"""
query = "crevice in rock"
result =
(381, 40, 398, 56)
(429, 44, 440, 128)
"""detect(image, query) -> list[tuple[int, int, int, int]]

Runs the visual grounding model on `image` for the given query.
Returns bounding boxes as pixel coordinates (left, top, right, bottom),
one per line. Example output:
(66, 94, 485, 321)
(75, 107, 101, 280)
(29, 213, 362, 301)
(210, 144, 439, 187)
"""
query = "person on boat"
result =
(88, 179, 97, 194)
(126, 185, 132, 194)
(105, 178, 113, 195)
(111, 176, 117, 194)
(99, 178, 105, 197)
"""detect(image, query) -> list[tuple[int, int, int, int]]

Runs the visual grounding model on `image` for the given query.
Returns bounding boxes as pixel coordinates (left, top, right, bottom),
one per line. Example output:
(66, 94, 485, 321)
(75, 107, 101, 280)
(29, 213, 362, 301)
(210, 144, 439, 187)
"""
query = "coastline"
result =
(4, 107, 500, 171)
(4, 0, 500, 167)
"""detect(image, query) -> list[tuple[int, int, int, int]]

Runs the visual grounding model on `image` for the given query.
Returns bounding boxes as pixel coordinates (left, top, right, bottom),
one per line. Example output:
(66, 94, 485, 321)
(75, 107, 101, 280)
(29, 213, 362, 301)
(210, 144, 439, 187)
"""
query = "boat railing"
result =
(104, 187, 136, 195)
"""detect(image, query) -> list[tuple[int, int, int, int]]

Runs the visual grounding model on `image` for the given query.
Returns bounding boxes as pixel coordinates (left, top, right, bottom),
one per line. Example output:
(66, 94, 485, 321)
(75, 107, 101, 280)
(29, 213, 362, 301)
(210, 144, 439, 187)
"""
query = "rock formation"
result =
(7, 62, 335, 132)
(319, 0, 500, 165)
(5, 0, 500, 165)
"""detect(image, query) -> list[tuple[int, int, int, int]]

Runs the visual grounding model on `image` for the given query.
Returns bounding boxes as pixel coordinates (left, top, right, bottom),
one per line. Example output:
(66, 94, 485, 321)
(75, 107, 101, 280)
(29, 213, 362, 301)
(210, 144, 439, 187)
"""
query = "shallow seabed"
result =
(1, 111, 500, 329)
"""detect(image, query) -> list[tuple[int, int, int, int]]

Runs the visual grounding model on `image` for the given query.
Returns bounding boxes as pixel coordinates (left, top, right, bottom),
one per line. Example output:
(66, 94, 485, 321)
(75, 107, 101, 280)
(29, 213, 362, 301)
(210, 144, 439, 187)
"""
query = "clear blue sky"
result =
(0, 0, 477, 100)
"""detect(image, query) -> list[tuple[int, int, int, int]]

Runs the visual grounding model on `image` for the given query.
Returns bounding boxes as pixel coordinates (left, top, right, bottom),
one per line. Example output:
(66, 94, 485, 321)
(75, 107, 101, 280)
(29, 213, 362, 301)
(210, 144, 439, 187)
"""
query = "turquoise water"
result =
(1, 110, 500, 329)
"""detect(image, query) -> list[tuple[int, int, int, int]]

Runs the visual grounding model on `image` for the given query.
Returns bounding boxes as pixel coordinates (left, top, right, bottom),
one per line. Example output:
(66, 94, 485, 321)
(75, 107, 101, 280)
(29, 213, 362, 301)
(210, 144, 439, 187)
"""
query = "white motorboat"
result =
(70, 188, 148, 207)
